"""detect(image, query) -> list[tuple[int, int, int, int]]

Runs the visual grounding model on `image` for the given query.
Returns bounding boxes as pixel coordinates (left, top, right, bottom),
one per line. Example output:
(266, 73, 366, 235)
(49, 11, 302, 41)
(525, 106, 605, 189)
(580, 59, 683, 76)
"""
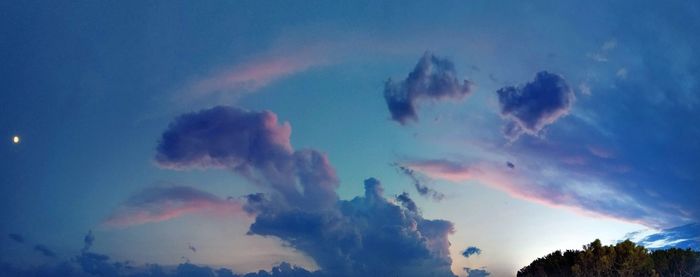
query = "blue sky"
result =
(1, 1, 699, 276)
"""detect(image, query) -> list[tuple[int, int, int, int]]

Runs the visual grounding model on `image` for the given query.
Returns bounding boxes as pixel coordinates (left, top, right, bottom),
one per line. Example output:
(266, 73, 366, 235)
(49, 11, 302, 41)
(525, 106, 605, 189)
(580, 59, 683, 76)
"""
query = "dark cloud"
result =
(395, 164, 445, 201)
(384, 52, 474, 124)
(396, 192, 418, 213)
(34, 244, 57, 258)
(104, 185, 243, 228)
(83, 230, 94, 253)
(8, 233, 24, 243)
(154, 106, 338, 211)
(464, 267, 490, 277)
(248, 178, 455, 277)
(462, 246, 482, 258)
(188, 244, 197, 253)
(496, 71, 574, 140)
(506, 162, 515, 169)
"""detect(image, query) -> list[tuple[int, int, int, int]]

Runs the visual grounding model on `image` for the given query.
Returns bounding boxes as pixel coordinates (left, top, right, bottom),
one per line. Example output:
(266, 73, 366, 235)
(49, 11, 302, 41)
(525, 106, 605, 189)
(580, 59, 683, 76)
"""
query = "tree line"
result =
(517, 239, 700, 277)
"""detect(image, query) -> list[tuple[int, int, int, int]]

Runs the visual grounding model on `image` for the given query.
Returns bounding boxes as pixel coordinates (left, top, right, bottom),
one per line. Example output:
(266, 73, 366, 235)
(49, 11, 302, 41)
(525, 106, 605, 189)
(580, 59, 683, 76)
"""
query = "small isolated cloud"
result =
(464, 267, 490, 277)
(497, 71, 575, 140)
(578, 82, 591, 96)
(33, 244, 56, 258)
(8, 233, 24, 243)
(616, 67, 628, 79)
(587, 38, 617, 62)
(384, 52, 474, 124)
(103, 186, 243, 228)
(462, 246, 482, 258)
(395, 164, 445, 201)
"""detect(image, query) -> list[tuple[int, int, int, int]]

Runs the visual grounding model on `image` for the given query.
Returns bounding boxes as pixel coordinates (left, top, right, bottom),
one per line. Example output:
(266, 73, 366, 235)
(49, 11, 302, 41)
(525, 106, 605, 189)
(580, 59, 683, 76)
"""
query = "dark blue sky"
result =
(1, 1, 699, 276)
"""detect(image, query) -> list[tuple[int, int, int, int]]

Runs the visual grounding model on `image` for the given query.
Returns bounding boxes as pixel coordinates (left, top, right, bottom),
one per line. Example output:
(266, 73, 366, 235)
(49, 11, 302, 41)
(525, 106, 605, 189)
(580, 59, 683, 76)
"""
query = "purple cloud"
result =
(155, 106, 338, 211)
(497, 71, 574, 140)
(384, 52, 474, 124)
(248, 178, 456, 276)
(103, 186, 243, 228)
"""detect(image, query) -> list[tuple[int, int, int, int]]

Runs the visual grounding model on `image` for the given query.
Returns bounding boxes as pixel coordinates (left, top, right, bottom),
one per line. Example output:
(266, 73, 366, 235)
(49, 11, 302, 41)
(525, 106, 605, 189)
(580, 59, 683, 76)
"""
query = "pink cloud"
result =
(103, 186, 244, 228)
(402, 159, 675, 228)
(183, 53, 328, 99)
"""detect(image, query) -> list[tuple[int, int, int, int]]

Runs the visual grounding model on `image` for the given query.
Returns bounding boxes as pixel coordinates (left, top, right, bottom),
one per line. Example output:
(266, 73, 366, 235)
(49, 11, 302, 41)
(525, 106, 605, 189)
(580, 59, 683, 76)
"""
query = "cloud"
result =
(182, 53, 326, 101)
(462, 246, 482, 258)
(630, 223, 700, 250)
(395, 164, 445, 201)
(586, 38, 617, 62)
(497, 71, 574, 140)
(33, 244, 57, 258)
(103, 186, 243, 228)
(248, 178, 456, 277)
(402, 159, 478, 182)
(396, 192, 418, 213)
(384, 52, 474, 124)
(402, 158, 677, 227)
(1, 232, 322, 277)
(155, 106, 338, 211)
(82, 230, 94, 253)
(126, 106, 457, 275)
(464, 267, 490, 277)
(8, 233, 24, 243)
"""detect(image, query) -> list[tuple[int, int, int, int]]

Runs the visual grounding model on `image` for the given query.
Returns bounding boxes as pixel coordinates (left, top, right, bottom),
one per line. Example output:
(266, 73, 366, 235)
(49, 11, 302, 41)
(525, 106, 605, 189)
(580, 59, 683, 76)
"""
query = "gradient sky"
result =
(1, 1, 699, 276)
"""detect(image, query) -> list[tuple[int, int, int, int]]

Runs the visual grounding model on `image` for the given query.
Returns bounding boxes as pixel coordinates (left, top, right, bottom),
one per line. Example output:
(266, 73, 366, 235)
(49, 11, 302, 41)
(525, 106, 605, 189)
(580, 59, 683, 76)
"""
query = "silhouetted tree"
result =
(517, 239, 699, 277)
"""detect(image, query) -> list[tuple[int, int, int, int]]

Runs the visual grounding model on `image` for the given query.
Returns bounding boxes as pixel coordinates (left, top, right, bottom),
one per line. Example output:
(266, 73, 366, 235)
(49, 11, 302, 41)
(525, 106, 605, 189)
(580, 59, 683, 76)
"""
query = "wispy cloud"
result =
(103, 186, 243, 228)
(402, 158, 678, 228)
(178, 44, 331, 103)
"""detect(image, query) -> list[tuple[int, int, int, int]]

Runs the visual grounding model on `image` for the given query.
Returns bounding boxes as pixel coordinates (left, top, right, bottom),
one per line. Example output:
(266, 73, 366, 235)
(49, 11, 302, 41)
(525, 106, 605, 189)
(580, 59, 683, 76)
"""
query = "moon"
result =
(12, 135, 20, 144)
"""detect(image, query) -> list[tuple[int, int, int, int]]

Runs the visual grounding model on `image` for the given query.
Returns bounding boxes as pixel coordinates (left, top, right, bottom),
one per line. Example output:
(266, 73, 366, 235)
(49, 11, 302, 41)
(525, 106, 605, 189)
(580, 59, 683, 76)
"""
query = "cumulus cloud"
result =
(462, 246, 482, 258)
(155, 106, 338, 211)
(147, 106, 457, 275)
(103, 186, 243, 228)
(395, 164, 445, 201)
(497, 71, 574, 140)
(384, 52, 474, 124)
(8, 233, 24, 243)
(248, 178, 456, 277)
(464, 267, 490, 277)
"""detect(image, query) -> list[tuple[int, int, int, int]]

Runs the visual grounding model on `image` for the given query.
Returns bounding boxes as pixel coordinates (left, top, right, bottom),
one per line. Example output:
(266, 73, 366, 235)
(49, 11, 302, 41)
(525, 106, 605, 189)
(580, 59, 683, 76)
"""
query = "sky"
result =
(1, 1, 699, 276)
